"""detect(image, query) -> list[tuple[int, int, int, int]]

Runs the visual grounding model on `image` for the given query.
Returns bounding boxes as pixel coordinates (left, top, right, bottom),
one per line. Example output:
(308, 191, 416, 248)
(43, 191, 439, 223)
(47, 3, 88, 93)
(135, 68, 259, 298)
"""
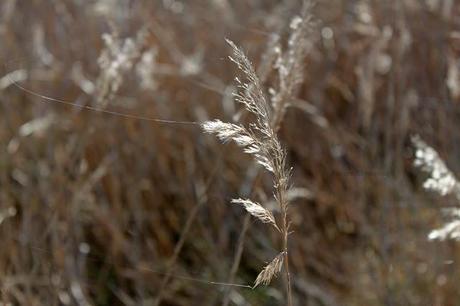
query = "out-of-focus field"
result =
(1, 1, 460, 305)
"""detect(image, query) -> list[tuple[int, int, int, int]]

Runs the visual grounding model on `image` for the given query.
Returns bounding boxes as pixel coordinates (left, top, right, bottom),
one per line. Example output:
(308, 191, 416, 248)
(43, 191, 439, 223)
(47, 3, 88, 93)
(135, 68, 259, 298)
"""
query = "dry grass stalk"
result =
(5, 0, 460, 304)
(270, 1, 315, 132)
(202, 38, 295, 305)
(412, 135, 460, 241)
(96, 28, 147, 107)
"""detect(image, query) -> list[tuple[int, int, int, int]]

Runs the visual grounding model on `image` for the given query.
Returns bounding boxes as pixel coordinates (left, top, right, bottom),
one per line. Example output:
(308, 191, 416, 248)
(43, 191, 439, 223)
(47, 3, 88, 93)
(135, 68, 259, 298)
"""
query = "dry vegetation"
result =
(1, 0, 460, 305)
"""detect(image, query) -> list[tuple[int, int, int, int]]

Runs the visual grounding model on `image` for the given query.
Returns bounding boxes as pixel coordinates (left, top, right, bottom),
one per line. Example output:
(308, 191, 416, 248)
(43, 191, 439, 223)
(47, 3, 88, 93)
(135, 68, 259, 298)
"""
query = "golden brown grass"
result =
(2, 1, 460, 305)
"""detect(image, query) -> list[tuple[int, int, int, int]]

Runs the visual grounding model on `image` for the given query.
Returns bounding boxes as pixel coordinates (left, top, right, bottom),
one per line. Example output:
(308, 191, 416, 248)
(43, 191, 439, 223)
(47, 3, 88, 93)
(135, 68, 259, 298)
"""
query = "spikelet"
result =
(231, 199, 280, 231)
(225, 39, 271, 129)
(428, 216, 460, 241)
(428, 208, 460, 241)
(201, 119, 276, 173)
(254, 252, 284, 288)
(412, 135, 460, 198)
(202, 120, 249, 142)
(412, 135, 460, 241)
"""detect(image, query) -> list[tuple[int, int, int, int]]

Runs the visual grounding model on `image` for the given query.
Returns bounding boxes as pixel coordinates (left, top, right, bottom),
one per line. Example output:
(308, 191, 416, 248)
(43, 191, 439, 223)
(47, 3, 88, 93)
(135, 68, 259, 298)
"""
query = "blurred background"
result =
(1, 0, 460, 305)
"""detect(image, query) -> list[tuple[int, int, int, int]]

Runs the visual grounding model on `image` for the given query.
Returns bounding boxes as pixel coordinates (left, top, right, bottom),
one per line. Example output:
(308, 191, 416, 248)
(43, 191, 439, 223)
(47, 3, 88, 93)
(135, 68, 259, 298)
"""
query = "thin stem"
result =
(277, 161, 292, 306)
(222, 213, 251, 306)
(153, 200, 204, 306)
(282, 213, 293, 306)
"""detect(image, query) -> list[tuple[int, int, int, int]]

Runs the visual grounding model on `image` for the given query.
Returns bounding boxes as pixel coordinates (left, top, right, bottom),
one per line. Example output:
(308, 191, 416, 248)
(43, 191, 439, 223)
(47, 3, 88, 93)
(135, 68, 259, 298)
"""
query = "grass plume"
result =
(202, 38, 294, 304)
